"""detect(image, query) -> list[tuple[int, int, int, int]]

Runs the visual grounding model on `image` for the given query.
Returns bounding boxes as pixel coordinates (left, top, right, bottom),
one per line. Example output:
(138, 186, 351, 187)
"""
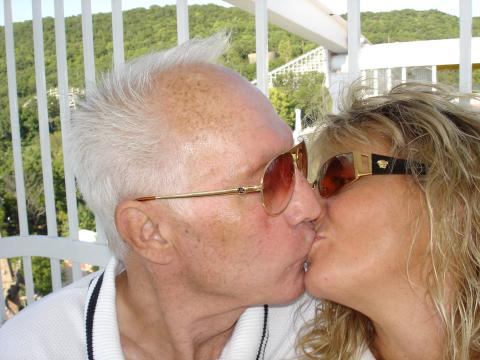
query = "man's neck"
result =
(115, 270, 245, 360)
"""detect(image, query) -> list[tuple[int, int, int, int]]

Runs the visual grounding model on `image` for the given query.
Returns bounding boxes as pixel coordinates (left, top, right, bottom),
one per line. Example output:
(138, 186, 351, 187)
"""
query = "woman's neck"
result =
(367, 290, 445, 360)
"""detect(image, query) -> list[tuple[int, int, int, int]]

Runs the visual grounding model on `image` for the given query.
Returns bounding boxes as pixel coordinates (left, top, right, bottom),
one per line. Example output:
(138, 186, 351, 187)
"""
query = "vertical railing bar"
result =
(111, 0, 125, 68)
(432, 65, 437, 84)
(0, 261, 4, 324)
(323, 49, 330, 88)
(32, 0, 62, 292)
(22, 256, 35, 305)
(81, 0, 106, 245)
(176, 0, 189, 45)
(81, 0, 96, 91)
(0, 234, 4, 323)
(401, 67, 407, 82)
(347, 0, 361, 83)
(4, 0, 34, 304)
(386, 68, 392, 91)
(4, 0, 29, 237)
(459, 0, 472, 95)
(54, 0, 82, 283)
(360, 70, 366, 87)
(54, 0, 79, 241)
(72, 264, 83, 281)
(373, 69, 379, 96)
(255, 0, 268, 95)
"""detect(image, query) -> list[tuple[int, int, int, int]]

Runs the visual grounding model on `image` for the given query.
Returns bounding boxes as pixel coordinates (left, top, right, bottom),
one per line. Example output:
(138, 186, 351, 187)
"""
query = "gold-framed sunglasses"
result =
(313, 151, 428, 198)
(136, 140, 308, 216)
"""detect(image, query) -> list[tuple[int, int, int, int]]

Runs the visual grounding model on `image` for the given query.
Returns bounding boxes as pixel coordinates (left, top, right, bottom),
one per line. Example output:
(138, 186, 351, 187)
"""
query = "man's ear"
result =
(115, 201, 174, 264)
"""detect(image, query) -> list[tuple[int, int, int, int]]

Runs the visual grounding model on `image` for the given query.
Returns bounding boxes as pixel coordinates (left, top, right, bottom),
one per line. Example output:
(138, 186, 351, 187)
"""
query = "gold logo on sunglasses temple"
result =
(377, 159, 389, 169)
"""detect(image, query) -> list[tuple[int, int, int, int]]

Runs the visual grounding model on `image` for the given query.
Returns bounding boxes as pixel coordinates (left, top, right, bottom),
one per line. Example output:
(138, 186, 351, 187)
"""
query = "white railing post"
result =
(111, 0, 125, 68)
(81, 0, 107, 245)
(401, 67, 407, 82)
(293, 109, 302, 142)
(360, 70, 366, 86)
(54, 0, 83, 282)
(255, 0, 268, 95)
(0, 257, 4, 324)
(459, 0, 472, 95)
(373, 69, 379, 96)
(32, 0, 62, 293)
(347, 0, 361, 83)
(81, 0, 96, 90)
(3, 0, 29, 238)
(386, 68, 392, 91)
(323, 49, 331, 88)
(176, 0, 189, 45)
(4, 0, 35, 306)
(432, 65, 437, 84)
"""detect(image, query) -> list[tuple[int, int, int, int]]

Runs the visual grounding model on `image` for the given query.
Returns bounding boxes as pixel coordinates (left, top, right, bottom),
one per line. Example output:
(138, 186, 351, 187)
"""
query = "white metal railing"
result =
(0, 0, 122, 323)
(0, 0, 475, 324)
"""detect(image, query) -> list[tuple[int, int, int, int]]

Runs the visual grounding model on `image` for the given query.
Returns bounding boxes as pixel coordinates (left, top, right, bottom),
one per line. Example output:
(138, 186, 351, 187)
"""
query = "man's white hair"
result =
(67, 33, 229, 259)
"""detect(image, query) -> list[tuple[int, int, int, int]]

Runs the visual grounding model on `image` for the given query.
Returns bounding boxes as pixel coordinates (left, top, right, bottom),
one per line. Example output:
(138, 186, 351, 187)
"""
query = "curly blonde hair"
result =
(299, 83, 480, 359)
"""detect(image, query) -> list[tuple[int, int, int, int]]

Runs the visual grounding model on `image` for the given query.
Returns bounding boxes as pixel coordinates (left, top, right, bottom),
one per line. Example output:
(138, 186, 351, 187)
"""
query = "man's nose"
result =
(284, 169, 324, 226)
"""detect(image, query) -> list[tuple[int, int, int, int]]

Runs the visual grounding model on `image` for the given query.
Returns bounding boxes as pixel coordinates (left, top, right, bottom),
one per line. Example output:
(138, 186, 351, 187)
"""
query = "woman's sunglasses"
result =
(314, 152, 428, 198)
(136, 141, 307, 216)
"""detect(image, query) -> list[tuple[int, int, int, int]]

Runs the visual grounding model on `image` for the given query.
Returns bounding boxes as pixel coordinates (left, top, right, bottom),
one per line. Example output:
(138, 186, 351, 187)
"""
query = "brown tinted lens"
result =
(319, 153, 356, 197)
(295, 141, 308, 177)
(262, 153, 295, 215)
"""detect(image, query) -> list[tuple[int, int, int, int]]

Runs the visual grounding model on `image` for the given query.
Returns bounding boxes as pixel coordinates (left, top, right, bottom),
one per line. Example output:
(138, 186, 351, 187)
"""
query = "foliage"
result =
(272, 71, 331, 128)
(349, 9, 480, 44)
(269, 87, 296, 127)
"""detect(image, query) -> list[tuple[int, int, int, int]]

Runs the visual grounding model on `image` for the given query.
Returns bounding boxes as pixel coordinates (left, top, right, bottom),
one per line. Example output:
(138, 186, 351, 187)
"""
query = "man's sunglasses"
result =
(314, 151, 428, 198)
(136, 141, 307, 216)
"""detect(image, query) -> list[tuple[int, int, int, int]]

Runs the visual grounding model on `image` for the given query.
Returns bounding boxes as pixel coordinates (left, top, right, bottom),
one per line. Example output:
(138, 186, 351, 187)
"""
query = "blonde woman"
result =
(301, 83, 480, 359)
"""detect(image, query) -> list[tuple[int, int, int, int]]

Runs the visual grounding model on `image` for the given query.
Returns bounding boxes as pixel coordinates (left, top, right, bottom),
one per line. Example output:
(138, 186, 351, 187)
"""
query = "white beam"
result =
(331, 38, 480, 71)
(224, 0, 347, 52)
(0, 236, 111, 267)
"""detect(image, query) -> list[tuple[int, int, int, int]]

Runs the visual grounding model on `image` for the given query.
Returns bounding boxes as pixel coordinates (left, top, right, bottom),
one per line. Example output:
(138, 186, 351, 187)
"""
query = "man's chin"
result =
(268, 282, 305, 306)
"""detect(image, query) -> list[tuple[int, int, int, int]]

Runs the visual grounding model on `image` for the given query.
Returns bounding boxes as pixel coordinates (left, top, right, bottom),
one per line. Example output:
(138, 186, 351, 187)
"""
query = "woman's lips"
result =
(314, 233, 325, 242)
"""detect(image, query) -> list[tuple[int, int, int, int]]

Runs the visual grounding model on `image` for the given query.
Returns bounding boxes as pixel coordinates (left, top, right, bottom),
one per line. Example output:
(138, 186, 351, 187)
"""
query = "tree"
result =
(269, 87, 296, 128)
(272, 71, 332, 128)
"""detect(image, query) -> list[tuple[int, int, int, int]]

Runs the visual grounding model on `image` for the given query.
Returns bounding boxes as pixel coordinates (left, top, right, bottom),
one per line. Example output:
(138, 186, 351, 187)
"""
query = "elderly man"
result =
(0, 34, 320, 359)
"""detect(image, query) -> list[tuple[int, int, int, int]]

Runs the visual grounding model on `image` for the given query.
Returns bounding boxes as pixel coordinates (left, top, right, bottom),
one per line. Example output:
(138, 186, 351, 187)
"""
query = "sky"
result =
(1, 0, 479, 25)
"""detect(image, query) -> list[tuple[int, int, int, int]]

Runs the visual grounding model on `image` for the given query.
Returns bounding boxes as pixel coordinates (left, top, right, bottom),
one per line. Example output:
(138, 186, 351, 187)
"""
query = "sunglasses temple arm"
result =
(136, 185, 263, 201)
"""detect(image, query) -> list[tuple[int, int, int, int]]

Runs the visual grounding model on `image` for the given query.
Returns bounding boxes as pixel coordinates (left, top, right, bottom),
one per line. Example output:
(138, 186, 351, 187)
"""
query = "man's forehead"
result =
(153, 63, 242, 94)
(147, 64, 259, 133)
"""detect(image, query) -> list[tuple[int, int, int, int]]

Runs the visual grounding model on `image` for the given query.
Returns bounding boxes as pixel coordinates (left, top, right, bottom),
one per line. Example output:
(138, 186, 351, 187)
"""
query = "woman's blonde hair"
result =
(300, 83, 480, 359)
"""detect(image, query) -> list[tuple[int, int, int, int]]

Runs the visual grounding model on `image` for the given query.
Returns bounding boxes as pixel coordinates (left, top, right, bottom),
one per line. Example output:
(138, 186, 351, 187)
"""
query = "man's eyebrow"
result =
(243, 143, 292, 181)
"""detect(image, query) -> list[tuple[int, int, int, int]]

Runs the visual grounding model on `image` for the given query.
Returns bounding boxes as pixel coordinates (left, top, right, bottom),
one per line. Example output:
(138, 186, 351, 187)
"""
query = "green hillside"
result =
(360, 9, 480, 44)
